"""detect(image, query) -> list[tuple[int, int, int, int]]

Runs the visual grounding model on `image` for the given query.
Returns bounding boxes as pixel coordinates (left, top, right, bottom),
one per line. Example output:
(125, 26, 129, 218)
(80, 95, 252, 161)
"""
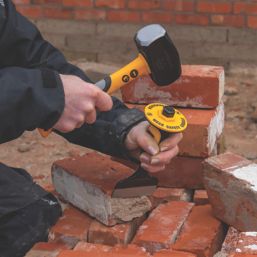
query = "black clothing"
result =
(0, 0, 145, 256)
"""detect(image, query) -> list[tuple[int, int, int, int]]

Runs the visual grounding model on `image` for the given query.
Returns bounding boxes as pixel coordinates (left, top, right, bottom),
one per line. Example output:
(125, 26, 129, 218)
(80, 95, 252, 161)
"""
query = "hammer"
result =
(38, 24, 181, 137)
(95, 24, 181, 93)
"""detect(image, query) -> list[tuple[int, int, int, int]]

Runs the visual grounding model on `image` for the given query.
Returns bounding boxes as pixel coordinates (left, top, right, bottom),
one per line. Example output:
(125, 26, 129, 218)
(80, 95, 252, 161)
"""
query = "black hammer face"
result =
(135, 24, 181, 86)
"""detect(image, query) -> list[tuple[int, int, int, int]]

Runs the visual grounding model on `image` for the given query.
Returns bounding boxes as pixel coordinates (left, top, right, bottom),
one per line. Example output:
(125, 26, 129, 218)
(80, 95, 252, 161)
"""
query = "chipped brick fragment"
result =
(193, 190, 209, 205)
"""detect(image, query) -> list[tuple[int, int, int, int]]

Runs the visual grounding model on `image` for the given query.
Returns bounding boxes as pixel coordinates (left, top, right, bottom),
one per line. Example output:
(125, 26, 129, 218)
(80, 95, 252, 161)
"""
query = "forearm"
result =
(58, 98, 146, 158)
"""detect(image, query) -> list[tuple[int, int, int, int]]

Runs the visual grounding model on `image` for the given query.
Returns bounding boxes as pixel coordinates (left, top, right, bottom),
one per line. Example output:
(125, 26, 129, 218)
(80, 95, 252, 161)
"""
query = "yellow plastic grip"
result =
(147, 125, 162, 145)
(107, 54, 150, 94)
(38, 128, 52, 137)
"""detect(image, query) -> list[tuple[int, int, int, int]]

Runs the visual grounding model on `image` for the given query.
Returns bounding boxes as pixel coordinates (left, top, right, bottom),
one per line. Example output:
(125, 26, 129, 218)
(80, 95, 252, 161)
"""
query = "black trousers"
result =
(0, 165, 62, 257)
(0, 193, 62, 257)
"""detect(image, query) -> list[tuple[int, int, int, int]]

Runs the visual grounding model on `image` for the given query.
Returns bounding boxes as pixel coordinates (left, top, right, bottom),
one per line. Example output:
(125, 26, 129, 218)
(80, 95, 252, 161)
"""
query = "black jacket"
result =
(0, 0, 145, 157)
(0, 0, 145, 218)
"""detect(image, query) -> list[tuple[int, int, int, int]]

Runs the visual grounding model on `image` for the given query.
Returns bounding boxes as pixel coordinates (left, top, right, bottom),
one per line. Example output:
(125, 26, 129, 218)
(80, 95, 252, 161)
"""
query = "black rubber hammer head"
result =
(135, 24, 181, 86)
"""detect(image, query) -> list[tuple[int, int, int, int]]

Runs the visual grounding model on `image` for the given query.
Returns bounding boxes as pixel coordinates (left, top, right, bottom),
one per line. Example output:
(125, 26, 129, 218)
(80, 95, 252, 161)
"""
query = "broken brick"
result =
(52, 152, 152, 226)
(173, 205, 225, 257)
(88, 215, 146, 246)
(221, 227, 240, 254)
(49, 206, 93, 245)
(193, 190, 209, 205)
(121, 65, 224, 109)
(127, 103, 224, 158)
(133, 201, 194, 254)
(74, 242, 112, 251)
(203, 152, 257, 231)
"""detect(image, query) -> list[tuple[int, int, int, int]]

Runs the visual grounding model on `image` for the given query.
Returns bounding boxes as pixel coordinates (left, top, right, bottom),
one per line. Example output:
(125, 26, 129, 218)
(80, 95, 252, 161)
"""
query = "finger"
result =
(150, 145, 179, 165)
(141, 163, 166, 173)
(139, 152, 151, 165)
(95, 90, 113, 112)
(85, 109, 97, 124)
(159, 133, 183, 152)
(134, 127, 159, 156)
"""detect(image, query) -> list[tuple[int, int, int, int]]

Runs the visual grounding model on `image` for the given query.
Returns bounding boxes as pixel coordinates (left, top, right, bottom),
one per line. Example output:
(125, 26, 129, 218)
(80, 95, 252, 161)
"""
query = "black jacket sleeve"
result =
(0, 0, 145, 158)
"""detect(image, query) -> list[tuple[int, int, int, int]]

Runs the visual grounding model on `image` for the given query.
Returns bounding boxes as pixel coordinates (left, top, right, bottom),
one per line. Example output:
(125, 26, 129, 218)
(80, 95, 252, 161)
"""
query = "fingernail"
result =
(151, 158, 160, 165)
(160, 146, 169, 152)
(140, 154, 150, 163)
(141, 163, 149, 170)
(148, 146, 158, 155)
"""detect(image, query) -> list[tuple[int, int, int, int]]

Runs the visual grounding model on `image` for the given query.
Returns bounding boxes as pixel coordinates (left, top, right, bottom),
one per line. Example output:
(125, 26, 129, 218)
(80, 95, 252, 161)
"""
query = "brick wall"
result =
(13, 0, 257, 68)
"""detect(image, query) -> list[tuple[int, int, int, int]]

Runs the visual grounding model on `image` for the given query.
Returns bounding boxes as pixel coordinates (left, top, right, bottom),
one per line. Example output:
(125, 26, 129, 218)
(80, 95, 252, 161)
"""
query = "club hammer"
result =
(38, 24, 181, 137)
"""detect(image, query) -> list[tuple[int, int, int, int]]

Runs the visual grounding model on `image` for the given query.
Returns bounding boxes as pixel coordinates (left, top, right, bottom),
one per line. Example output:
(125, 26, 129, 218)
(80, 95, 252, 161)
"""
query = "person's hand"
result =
(124, 121, 183, 173)
(53, 74, 113, 133)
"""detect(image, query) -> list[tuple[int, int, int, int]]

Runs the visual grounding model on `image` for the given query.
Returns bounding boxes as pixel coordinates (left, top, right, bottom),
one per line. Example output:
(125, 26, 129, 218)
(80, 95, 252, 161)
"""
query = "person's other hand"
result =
(53, 74, 113, 133)
(124, 121, 183, 173)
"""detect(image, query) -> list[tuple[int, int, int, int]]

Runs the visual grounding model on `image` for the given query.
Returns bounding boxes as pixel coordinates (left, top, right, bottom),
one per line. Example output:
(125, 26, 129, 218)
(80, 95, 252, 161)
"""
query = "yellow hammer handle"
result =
(38, 54, 150, 137)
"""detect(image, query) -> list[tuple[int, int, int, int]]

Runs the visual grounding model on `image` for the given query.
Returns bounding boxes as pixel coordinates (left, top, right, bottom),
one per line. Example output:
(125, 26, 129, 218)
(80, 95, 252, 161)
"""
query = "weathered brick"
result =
(163, 0, 194, 12)
(127, 103, 224, 158)
(142, 11, 174, 23)
(121, 65, 224, 109)
(62, 0, 92, 7)
(88, 215, 146, 246)
(153, 249, 197, 257)
(203, 152, 257, 231)
(52, 152, 152, 226)
(150, 187, 193, 207)
(107, 10, 141, 22)
(175, 14, 209, 26)
(49, 206, 93, 245)
(95, 0, 126, 9)
(221, 226, 239, 254)
(193, 190, 209, 205)
(173, 205, 225, 257)
(211, 15, 245, 28)
(197, 1, 232, 14)
(25, 242, 69, 257)
(133, 201, 194, 254)
(57, 244, 149, 256)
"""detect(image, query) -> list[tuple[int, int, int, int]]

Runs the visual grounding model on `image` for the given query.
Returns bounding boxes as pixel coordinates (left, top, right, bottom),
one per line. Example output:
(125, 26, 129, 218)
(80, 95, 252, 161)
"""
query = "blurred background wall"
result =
(14, 0, 257, 69)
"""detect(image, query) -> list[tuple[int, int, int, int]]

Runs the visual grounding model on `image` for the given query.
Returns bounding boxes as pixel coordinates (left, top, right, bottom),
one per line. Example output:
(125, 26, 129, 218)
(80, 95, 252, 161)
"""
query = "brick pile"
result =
(25, 65, 253, 257)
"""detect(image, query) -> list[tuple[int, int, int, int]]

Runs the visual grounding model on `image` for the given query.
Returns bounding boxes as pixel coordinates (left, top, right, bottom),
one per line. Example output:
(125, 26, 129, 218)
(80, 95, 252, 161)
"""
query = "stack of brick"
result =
(122, 64, 225, 189)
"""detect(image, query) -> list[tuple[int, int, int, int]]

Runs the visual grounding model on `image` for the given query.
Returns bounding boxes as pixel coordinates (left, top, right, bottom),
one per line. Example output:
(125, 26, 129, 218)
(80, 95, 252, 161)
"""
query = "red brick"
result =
(248, 16, 257, 29)
(153, 250, 197, 257)
(173, 205, 225, 257)
(49, 206, 93, 244)
(44, 7, 73, 19)
(203, 152, 257, 231)
(229, 254, 257, 257)
(142, 11, 174, 23)
(57, 244, 150, 256)
(133, 201, 194, 254)
(95, 0, 126, 9)
(163, 0, 194, 12)
(52, 152, 152, 226)
(211, 15, 245, 28)
(175, 14, 209, 26)
(16, 5, 42, 18)
(193, 190, 209, 205)
(62, 0, 92, 7)
(197, 1, 232, 13)
(128, 0, 161, 10)
(88, 215, 145, 246)
(121, 65, 224, 109)
(150, 187, 192, 207)
(75, 9, 106, 20)
(25, 242, 70, 257)
(74, 242, 112, 251)
(127, 103, 224, 158)
(234, 3, 257, 15)
(13, 0, 30, 4)
(107, 10, 141, 22)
